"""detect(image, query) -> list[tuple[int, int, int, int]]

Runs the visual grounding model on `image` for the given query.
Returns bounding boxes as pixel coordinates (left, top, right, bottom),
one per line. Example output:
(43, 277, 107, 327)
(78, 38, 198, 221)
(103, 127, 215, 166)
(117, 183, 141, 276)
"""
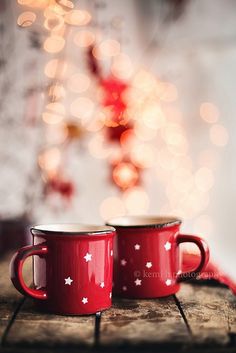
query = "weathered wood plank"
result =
(0, 253, 30, 342)
(99, 296, 191, 348)
(176, 283, 236, 346)
(6, 298, 95, 348)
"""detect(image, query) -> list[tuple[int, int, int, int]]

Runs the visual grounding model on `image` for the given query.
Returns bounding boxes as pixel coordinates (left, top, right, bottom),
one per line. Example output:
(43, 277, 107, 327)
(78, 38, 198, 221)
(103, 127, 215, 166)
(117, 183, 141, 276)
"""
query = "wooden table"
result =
(1, 254, 236, 353)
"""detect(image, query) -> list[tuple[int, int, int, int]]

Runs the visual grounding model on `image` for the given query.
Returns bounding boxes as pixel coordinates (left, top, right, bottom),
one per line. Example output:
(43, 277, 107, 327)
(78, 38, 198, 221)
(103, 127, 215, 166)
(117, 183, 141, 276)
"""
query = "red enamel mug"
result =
(10, 224, 115, 315)
(106, 216, 209, 298)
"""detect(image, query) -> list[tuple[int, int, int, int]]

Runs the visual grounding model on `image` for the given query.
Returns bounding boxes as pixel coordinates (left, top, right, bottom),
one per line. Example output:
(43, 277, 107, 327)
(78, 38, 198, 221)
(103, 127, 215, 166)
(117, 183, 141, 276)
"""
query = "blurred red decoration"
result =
(45, 176, 75, 201)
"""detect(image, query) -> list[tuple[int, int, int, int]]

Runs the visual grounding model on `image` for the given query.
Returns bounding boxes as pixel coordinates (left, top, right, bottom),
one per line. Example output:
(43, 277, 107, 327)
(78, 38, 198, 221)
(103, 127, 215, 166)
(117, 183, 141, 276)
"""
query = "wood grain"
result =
(99, 296, 190, 348)
(0, 253, 29, 342)
(176, 283, 236, 346)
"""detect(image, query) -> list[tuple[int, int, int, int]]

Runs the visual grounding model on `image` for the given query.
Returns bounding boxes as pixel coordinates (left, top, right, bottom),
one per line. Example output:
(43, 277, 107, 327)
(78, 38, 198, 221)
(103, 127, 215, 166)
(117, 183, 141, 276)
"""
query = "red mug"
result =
(106, 216, 209, 298)
(10, 224, 115, 315)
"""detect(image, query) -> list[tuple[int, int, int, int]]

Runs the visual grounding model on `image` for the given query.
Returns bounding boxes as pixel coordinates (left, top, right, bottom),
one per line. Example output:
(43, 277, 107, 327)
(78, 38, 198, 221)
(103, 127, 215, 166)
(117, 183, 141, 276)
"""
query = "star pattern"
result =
(100, 282, 105, 288)
(134, 278, 142, 286)
(84, 252, 92, 262)
(64, 277, 73, 285)
(82, 297, 88, 304)
(121, 259, 127, 266)
(122, 285, 127, 291)
(165, 279, 172, 286)
(109, 292, 112, 298)
(146, 262, 152, 269)
(164, 241, 171, 251)
(110, 250, 113, 256)
(134, 244, 141, 250)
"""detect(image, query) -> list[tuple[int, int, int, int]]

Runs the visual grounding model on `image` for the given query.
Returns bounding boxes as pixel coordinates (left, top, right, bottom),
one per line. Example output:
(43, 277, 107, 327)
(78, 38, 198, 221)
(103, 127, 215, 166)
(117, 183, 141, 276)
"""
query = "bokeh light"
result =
(140, 103, 165, 130)
(65, 10, 91, 26)
(209, 124, 229, 146)
(68, 73, 90, 93)
(18, 0, 48, 8)
(70, 97, 94, 120)
(113, 162, 139, 189)
(42, 112, 63, 124)
(200, 102, 219, 123)
(123, 187, 149, 214)
(88, 135, 111, 159)
(44, 59, 67, 78)
(45, 123, 68, 145)
(48, 84, 66, 101)
(38, 147, 61, 173)
(159, 82, 178, 102)
(44, 14, 64, 31)
(131, 144, 155, 168)
(17, 12, 36, 27)
(111, 53, 133, 79)
(100, 196, 125, 220)
(195, 167, 214, 192)
(74, 30, 95, 47)
(44, 35, 65, 53)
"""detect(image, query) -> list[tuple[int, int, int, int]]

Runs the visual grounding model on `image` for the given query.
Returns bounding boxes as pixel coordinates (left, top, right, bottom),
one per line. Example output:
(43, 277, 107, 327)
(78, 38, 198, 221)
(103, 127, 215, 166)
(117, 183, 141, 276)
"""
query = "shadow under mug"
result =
(10, 224, 115, 315)
(106, 216, 210, 298)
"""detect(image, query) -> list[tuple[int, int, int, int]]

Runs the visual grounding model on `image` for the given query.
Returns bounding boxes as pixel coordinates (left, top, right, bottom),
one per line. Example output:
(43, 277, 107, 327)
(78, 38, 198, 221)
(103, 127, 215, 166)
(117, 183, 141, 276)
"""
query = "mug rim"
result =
(31, 223, 116, 236)
(106, 215, 182, 229)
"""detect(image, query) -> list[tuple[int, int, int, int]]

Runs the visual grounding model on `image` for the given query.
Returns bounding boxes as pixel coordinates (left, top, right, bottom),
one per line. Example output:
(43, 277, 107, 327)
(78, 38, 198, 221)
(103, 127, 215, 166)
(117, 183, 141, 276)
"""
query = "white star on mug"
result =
(84, 253, 92, 262)
(121, 259, 127, 266)
(134, 278, 142, 286)
(122, 286, 127, 291)
(165, 279, 172, 286)
(109, 292, 112, 298)
(82, 297, 88, 304)
(64, 277, 73, 285)
(110, 250, 113, 256)
(134, 244, 141, 250)
(100, 282, 105, 288)
(164, 241, 171, 251)
(146, 262, 152, 269)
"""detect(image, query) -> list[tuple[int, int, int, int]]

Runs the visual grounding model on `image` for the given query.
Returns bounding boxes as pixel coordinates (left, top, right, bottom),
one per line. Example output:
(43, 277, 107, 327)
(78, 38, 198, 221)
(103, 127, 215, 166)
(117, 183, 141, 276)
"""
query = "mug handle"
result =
(10, 244, 48, 300)
(176, 234, 210, 282)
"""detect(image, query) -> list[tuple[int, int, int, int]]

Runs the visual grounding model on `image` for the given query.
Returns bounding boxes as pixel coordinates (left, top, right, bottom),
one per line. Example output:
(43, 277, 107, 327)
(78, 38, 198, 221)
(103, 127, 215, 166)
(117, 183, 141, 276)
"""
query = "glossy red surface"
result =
(10, 226, 115, 315)
(109, 220, 209, 298)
